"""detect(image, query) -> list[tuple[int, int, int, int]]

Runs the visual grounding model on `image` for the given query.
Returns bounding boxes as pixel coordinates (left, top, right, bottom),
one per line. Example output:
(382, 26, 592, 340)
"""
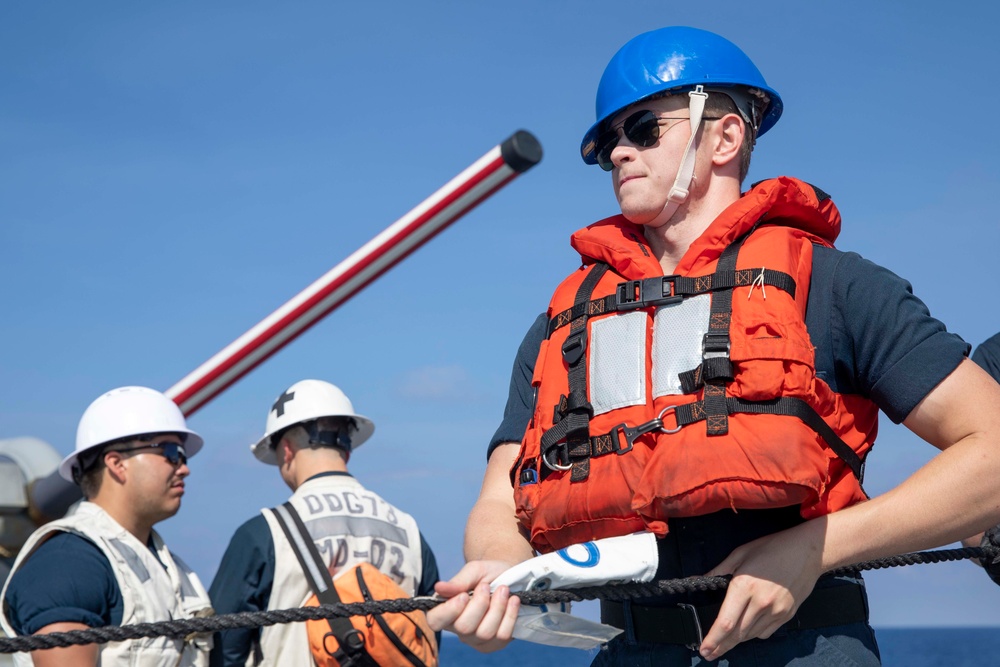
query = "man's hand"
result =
(428, 443, 534, 653)
(698, 520, 827, 661)
(426, 560, 521, 653)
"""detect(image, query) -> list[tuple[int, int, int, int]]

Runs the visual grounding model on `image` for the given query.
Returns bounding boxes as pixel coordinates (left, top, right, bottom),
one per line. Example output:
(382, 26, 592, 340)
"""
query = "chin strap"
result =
(660, 85, 708, 222)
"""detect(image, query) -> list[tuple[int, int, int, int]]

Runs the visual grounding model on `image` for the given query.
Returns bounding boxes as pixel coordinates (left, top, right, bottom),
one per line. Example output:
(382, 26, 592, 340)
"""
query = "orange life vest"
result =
(512, 177, 878, 554)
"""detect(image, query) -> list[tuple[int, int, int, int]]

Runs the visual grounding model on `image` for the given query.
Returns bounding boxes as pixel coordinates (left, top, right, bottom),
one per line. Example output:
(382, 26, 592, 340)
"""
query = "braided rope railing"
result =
(1, 544, 995, 654)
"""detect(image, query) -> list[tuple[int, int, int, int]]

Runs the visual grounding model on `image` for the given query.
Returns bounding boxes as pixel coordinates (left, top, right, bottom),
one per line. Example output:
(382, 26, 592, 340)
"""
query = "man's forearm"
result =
(464, 497, 534, 564)
(817, 361, 1000, 570)
(463, 443, 534, 566)
(820, 432, 1000, 573)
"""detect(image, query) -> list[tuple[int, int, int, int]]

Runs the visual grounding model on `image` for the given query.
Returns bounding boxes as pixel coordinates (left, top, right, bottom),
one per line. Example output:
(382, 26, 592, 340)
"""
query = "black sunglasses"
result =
(594, 109, 722, 171)
(112, 442, 188, 466)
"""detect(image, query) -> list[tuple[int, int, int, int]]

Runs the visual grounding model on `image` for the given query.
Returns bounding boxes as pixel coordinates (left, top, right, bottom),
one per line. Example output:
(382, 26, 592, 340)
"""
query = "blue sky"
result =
(2, 1, 999, 629)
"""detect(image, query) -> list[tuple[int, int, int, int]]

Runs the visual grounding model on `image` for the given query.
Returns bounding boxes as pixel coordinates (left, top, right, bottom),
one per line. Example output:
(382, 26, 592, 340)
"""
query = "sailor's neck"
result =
(642, 189, 739, 274)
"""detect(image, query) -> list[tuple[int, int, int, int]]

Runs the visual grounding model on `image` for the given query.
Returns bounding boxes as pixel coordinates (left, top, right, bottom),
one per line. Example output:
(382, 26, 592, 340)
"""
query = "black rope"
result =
(2, 545, 996, 654)
(0, 598, 442, 653)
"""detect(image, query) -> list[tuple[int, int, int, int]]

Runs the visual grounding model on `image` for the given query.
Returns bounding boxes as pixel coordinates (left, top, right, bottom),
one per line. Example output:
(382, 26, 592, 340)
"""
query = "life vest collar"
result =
(570, 177, 841, 281)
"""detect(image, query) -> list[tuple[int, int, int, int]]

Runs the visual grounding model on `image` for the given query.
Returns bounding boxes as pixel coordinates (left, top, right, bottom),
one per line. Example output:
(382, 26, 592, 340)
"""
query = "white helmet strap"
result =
(661, 85, 708, 221)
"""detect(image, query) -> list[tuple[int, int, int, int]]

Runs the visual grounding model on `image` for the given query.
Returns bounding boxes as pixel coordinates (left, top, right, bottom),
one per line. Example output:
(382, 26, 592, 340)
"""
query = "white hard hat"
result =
(58, 386, 204, 482)
(251, 379, 374, 465)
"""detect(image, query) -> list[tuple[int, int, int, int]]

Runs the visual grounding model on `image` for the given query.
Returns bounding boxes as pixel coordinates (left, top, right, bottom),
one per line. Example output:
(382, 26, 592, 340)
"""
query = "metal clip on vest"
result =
(608, 404, 686, 455)
(542, 443, 574, 472)
(608, 420, 662, 455)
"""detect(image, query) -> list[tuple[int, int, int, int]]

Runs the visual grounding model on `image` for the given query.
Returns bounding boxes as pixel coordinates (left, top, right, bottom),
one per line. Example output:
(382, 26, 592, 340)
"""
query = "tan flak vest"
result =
(0, 502, 212, 667)
(253, 474, 424, 667)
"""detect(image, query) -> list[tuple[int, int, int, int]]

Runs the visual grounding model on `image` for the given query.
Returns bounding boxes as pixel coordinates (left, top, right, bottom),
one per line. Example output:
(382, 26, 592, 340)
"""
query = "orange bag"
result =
(270, 502, 438, 667)
(305, 562, 438, 667)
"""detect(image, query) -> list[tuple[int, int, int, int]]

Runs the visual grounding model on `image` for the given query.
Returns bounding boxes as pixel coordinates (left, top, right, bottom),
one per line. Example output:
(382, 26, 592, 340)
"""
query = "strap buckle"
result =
(324, 629, 366, 666)
(616, 276, 683, 311)
(702, 332, 731, 359)
(561, 329, 587, 365)
(659, 275, 681, 305)
(676, 603, 704, 652)
(616, 280, 644, 310)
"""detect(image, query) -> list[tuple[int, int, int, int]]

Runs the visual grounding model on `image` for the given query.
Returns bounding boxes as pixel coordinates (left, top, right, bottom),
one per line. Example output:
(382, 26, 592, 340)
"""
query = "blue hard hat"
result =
(581, 27, 783, 165)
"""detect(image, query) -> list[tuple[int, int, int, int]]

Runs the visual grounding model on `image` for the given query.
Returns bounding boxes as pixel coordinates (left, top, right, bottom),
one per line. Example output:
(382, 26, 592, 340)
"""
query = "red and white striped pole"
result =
(166, 130, 542, 416)
(26, 131, 541, 520)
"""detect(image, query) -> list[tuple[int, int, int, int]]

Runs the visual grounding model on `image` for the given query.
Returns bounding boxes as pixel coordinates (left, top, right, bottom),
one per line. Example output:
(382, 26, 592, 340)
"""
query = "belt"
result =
(601, 583, 868, 648)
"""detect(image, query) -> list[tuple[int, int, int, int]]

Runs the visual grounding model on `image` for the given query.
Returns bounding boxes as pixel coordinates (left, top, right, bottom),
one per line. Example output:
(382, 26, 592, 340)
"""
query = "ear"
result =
(710, 113, 745, 169)
(103, 451, 128, 484)
(279, 437, 295, 465)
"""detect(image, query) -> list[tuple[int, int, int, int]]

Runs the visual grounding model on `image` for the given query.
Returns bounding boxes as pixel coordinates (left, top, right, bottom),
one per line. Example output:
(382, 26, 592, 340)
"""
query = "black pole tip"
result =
(500, 130, 543, 173)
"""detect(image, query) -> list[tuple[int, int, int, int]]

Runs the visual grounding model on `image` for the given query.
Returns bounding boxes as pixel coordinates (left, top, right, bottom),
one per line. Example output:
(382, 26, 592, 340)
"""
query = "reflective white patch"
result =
(653, 294, 711, 396)
(108, 537, 150, 583)
(589, 312, 647, 415)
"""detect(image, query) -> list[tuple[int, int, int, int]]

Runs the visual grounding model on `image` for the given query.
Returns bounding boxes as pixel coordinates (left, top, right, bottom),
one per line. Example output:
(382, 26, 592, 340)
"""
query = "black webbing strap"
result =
(541, 419, 662, 469)
(700, 238, 744, 436)
(270, 503, 372, 667)
(353, 568, 431, 667)
(534, 391, 865, 480)
(540, 263, 608, 482)
(670, 396, 864, 479)
(677, 266, 797, 395)
(547, 268, 795, 338)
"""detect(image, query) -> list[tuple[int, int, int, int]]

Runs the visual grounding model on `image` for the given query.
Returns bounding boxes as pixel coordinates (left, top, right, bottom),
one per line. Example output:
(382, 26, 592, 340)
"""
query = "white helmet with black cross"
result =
(251, 379, 375, 465)
(59, 386, 204, 482)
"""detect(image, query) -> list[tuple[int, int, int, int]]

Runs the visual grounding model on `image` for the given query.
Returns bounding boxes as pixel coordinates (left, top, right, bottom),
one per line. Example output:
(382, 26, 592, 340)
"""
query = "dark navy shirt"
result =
(3, 530, 172, 635)
(208, 471, 441, 667)
(489, 246, 970, 456)
(973, 332, 1000, 382)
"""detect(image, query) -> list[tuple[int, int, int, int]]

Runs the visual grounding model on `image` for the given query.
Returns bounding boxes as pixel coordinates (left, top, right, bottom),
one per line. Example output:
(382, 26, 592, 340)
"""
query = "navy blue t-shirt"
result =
(489, 245, 970, 454)
(4, 532, 131, 635)
(973, 332, 1000, 383)
(208, 471, 441, 667)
